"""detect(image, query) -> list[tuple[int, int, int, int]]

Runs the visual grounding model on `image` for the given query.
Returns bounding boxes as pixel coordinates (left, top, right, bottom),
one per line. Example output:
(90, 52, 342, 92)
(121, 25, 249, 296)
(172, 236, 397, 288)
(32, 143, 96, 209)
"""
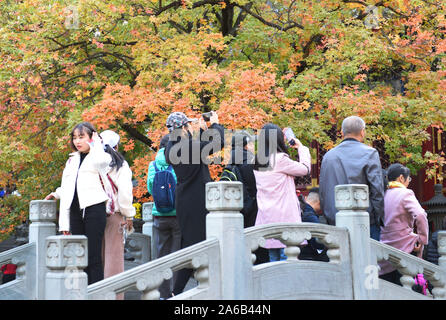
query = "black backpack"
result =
(220, 164, 243, 182)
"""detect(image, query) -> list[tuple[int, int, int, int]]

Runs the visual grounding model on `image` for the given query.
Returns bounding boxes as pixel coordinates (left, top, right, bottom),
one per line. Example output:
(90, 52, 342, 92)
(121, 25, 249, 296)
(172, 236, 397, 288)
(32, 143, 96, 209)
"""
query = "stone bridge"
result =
(1, 182, 445, 300)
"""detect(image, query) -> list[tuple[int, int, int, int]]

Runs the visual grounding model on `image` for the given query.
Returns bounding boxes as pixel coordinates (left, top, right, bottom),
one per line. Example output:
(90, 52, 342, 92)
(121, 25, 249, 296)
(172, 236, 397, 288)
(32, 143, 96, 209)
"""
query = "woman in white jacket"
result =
(45, 122, 112, 284)
(99, 130, 135, 299)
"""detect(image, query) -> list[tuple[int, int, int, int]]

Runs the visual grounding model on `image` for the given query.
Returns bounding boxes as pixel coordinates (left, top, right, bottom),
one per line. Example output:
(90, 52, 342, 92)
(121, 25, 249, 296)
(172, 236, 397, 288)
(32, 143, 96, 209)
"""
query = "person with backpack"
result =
(253, 124, 311, 262)
(45, 122, 112, 284)
(99, 130, 136, 299)
(147, 134, 181, 300)
(164, 111, 225, 296)
(220, 131, 258, 228)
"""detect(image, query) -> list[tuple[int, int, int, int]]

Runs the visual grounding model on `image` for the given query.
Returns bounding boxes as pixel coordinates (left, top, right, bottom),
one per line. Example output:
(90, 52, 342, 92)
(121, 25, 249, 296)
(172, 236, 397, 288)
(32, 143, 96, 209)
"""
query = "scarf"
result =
(388, 181, 406, 189)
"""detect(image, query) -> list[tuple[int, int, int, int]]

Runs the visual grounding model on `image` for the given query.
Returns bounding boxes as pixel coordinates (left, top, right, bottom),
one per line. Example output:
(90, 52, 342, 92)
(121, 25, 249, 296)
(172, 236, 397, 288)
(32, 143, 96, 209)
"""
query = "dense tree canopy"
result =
(0, 0, 445, 239)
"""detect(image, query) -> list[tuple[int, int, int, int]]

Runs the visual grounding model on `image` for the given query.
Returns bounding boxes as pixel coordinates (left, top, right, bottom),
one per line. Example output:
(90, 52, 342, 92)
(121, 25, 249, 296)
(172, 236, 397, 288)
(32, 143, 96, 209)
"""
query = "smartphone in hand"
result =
(283, 127, 296, 146)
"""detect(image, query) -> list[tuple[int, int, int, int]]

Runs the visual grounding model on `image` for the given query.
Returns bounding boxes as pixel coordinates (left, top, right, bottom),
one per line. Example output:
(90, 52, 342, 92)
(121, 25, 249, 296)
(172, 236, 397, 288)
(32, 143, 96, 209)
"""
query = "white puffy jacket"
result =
(53, 140, 112, 232)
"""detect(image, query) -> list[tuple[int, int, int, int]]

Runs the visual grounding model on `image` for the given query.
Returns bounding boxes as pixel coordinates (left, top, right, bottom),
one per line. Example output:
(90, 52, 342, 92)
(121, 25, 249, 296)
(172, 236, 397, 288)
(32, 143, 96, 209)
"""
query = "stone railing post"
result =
(335, 184, 374, 300)
(437, 231, 446, 270)
(45, 235, 88, 300)
(142, 202, 155, 260)
(28, 200, 57, 299)
(205, 181, 252, 299)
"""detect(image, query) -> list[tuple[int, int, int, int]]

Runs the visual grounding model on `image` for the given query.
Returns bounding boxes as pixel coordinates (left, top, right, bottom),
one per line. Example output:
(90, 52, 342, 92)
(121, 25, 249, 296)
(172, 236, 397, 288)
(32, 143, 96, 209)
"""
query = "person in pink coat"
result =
(253, 123, 311, 261)
(379, 163, 429, 285)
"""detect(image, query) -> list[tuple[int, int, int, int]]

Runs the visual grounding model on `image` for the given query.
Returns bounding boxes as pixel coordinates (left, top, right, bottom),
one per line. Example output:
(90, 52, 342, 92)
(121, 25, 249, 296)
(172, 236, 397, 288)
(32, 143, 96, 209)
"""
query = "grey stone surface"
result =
(45, 235, 88, 300)
(335, 184, 373, 299)
(4, 183, 446, 300)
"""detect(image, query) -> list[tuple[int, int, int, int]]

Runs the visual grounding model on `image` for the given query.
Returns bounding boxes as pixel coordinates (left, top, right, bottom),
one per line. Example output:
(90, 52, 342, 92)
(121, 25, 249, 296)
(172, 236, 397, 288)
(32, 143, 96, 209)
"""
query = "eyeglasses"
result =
(407, 176, 412, 182)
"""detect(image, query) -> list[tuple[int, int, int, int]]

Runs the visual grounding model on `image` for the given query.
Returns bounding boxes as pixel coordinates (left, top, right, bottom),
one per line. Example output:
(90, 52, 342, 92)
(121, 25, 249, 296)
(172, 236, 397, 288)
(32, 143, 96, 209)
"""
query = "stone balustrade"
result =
(3, 183, 446, 300)
(372, 237, 446, 299)
(88, 238, 221, 300)
(244, 223, 347, 265)
(0, 200, 57, 299)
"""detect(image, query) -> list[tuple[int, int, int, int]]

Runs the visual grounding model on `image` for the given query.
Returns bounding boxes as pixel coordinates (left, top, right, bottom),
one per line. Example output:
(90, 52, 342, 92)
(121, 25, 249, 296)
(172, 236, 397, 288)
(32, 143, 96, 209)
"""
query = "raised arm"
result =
(276, 145, 311, 177)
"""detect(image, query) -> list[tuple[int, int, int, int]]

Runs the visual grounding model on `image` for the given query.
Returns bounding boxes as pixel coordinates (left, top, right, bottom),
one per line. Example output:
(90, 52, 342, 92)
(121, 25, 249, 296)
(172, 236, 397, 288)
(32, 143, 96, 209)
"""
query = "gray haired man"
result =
(319, 116, 385, 240)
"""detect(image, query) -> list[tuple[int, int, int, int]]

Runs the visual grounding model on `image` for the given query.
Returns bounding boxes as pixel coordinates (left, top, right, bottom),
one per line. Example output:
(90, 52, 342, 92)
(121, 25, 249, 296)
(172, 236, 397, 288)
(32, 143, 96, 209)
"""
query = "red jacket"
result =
(1, 264, 17, 275)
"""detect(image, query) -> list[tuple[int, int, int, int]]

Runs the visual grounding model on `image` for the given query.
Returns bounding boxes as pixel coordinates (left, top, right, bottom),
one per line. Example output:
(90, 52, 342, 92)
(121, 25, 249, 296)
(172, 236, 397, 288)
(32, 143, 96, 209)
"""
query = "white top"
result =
(53, 140, 112, 231)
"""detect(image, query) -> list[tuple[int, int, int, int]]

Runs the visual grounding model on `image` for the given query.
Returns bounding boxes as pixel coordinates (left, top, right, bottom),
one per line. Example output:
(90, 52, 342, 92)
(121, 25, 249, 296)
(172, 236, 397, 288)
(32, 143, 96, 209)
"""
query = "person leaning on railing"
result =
(378, 163, 429, 286)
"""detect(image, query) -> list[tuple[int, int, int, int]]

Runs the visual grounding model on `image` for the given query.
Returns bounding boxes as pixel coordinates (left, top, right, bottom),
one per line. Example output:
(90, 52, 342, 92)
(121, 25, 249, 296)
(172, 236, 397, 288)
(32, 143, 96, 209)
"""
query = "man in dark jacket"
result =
(319, 116, 385, 241)
(164, 111, 224, 295)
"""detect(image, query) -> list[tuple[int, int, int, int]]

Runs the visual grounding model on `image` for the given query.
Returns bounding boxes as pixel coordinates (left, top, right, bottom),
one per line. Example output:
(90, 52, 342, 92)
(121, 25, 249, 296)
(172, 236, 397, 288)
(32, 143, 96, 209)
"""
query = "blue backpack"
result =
(152, 162, 176, 213)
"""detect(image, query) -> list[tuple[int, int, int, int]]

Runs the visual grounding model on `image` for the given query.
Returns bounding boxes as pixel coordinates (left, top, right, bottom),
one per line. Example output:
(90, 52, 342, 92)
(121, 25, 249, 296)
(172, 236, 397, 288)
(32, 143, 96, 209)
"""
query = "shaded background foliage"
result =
(0, 0, 445, 239)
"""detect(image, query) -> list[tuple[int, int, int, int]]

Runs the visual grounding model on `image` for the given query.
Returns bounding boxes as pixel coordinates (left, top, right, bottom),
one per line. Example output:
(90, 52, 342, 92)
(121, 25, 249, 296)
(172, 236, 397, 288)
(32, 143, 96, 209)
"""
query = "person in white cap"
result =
(100, 130, 136, 299)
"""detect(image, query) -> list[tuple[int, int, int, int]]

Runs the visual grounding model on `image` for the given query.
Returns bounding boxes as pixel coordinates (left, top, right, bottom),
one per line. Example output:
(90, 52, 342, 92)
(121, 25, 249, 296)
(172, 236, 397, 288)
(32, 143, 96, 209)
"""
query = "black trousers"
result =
(173, 268, 194, 295)
(70, 202, 107, 285)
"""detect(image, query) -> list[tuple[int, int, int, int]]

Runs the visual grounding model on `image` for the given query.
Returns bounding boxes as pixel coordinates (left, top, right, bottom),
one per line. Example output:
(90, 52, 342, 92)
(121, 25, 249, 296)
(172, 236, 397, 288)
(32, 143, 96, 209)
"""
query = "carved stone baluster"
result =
(248, 236, 266, 265)
(11, 256, 26, 279)
(45, 235, 88, 300)
(322, 233, 341, 264)
(138, 270, 172, 300)
(192, 254, 210, 289)
(282, 230, 311, 260)
(394, 258, 421, 290)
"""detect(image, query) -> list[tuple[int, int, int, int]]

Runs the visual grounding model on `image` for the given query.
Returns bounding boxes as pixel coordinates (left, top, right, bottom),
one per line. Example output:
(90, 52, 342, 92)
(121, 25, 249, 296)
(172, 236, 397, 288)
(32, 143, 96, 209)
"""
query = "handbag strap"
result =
(98, 173, 118, 194)
(107, 173, 118, 193)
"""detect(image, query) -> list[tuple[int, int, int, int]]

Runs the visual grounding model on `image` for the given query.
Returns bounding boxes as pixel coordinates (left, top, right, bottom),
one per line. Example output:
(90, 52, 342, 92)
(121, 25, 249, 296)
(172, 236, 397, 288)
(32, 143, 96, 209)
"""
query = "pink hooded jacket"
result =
(379, 187, 429, 275)
(254, 146, 311, 249)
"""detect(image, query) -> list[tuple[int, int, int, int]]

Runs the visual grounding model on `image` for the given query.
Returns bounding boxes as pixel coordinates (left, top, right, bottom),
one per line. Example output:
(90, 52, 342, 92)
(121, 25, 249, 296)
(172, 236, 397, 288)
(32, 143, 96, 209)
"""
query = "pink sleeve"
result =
(276, 146, 311, 177)
(403, 190, 429, 245)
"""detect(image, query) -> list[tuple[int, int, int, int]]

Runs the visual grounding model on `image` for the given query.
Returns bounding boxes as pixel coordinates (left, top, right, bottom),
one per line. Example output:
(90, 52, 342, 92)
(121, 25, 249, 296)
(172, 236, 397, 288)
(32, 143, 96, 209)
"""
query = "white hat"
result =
(100, 130, 120, 149)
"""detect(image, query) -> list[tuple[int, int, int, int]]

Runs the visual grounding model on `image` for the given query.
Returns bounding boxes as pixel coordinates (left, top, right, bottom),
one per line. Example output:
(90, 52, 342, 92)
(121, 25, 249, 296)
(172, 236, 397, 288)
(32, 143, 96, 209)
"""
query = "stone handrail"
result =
(244, 223, 349, 264)
(87, 238, 221, 300)
(0, 200, 57, 299)
(0, 242, 35, 276)
(371, 239, 446, 299)
(0, 242, 36, 299)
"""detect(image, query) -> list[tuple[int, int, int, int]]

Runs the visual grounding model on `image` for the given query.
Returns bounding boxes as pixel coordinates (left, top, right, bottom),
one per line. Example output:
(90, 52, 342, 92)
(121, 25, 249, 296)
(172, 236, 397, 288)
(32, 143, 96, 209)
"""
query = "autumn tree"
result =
(0, 0, 445, 239)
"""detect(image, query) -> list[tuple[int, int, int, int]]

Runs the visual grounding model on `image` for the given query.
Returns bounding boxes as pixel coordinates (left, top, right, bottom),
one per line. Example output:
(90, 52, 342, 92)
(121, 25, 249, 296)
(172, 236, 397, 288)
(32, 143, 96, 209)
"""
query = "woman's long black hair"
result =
(103, 144, 125, 171)
(254, 123, 289, 170)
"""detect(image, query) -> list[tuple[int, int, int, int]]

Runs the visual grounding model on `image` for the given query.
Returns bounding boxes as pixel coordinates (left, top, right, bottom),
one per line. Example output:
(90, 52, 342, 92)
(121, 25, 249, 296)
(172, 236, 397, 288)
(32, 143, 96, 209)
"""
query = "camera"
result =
(202, 112, 213, 122)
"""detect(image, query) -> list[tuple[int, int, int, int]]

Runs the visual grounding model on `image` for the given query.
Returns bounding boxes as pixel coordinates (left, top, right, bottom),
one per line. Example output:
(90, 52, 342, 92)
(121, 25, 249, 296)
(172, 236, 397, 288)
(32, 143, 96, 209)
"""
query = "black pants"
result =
(173, 268, 194, 295)
(70, 202, 107, 285)
(1, 274, 16, 284)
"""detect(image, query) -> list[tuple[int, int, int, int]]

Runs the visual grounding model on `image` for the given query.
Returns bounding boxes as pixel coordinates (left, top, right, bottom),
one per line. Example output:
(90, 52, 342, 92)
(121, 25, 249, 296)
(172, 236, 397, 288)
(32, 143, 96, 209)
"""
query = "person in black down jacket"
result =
(227, 131, 258, 228)
(164, 111, 224, 296)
